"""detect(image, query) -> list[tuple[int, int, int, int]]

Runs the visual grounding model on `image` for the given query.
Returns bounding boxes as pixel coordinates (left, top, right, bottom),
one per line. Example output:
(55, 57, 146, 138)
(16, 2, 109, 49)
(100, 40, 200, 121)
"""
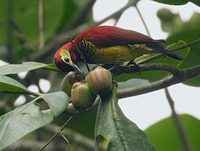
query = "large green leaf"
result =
(95, 88, 154, 150)
(152, 0, 188, 5)
(0, 62, 59, 76)
(0, 91, 69, 150)
(0, 75, 34, 94)
(145, 114, 200, 151)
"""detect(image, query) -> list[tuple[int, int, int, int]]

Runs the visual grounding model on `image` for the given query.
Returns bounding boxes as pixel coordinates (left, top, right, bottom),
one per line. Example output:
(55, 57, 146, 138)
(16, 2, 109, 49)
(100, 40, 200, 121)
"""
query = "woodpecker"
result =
(54, 26, 182, 73)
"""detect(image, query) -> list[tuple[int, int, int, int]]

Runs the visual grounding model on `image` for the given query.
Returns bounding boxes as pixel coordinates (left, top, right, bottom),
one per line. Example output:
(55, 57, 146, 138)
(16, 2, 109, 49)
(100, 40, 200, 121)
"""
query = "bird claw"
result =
(125, 60, 141, 74)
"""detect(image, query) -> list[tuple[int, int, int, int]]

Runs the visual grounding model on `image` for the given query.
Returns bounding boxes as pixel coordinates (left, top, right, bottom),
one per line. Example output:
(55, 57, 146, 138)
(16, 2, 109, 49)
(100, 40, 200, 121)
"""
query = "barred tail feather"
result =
(145, 42, 183, 61)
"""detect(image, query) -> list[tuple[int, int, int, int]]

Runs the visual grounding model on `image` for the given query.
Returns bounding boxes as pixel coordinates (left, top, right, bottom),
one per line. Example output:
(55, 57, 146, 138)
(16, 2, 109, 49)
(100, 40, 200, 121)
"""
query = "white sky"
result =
(93, 0, 200, 130)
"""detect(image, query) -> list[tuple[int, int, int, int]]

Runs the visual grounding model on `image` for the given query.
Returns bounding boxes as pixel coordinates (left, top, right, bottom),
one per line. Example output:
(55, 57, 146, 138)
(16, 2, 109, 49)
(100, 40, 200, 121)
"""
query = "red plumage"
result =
(74, 26, 153, 47)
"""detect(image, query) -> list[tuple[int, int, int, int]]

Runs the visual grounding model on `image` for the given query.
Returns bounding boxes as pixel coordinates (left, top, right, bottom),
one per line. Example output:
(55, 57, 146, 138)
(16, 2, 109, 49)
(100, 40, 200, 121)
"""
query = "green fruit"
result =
(61, 72, 84, 96)
(71, 82, 96, 111)
(85, 66, 113, 97)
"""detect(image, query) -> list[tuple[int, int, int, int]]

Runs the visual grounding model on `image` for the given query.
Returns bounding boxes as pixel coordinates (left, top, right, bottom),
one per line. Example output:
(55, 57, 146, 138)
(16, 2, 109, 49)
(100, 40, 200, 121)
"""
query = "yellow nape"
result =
(93, 44, 154, 64)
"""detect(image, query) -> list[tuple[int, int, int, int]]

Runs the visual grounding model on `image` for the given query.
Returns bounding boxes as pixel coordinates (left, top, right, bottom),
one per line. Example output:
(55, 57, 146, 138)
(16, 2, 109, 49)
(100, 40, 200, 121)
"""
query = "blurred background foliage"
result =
(0, 0, 200, 150)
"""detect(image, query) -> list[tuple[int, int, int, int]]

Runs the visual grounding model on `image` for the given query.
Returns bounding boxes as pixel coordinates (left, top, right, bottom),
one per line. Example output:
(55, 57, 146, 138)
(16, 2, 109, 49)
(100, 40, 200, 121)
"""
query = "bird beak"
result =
(61, 56, 82, 73)
(72, 63, 82, 73)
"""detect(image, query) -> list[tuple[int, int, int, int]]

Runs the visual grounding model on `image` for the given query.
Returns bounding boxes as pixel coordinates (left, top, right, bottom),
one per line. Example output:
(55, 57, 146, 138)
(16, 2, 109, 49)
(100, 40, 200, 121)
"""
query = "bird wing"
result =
(75, 26, 182, 61)
(75, 26, 155, 47)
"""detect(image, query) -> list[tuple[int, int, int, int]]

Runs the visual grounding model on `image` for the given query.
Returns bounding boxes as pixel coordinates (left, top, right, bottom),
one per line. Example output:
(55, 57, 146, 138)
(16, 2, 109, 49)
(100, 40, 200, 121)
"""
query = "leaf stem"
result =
(136, 5, 151, 36)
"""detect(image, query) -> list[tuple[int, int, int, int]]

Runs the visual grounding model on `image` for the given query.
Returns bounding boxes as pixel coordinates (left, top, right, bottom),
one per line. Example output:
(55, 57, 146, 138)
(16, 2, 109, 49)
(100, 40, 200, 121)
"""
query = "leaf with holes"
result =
(95, 88, 154, 150)
(0, 62, 59, 76)
(0, 91, 69, 150)
(0, 75, 35, 95)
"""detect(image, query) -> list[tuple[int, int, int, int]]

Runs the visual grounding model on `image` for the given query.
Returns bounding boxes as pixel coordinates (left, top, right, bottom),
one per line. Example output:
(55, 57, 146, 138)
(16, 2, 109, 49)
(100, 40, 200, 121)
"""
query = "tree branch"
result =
(111, 63, 179, 76)
(67, 0, 96, 29)
(165, 88, 192, 151)
(117, 64, 200, 99)
(135, 5, 150, 36)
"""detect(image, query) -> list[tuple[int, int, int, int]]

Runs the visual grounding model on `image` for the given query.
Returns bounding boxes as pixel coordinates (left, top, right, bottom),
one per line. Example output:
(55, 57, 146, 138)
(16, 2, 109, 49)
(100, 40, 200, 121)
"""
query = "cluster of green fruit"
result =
(61, 67, 113, 111)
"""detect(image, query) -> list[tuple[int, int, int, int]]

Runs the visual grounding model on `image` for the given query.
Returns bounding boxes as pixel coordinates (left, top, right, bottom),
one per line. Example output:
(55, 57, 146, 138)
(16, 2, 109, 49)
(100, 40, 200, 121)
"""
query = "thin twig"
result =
(38, 0, 45, 49)
(45, 124, 98, 150)
(117, 64, 200, 99)
(39, 116, 73, 151)
(135, 5, 151, 36)
(7, 140, 54, 150)
(67, 0, 96, 29)
(113, 11, 124, 26)
(60, 132, 70, 150)
(66, 36, 90, 72)
(165, 88, 192, 151)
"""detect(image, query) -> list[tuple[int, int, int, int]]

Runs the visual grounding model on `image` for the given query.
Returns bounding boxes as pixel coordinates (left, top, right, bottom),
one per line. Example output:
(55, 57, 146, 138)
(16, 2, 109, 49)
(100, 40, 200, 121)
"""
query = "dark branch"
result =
(117, 65, 200, 99)
(67, 0, 96, 29)
(165, 88, 192, 151)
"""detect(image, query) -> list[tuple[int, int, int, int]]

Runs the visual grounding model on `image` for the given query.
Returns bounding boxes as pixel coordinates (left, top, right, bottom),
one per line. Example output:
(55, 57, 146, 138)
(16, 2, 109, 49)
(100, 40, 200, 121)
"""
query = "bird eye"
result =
(63, 58, 69, 63)
(61, 56, 71, 64)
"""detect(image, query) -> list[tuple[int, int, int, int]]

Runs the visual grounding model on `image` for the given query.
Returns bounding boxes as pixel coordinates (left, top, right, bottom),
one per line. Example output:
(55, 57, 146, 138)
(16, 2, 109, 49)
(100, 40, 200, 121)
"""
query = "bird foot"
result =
(127, 61, 141, 74)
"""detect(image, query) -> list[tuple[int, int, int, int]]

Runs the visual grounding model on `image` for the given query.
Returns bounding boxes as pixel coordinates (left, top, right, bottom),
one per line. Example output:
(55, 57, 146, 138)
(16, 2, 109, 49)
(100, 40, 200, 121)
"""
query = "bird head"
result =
(54, 42, 81, 73)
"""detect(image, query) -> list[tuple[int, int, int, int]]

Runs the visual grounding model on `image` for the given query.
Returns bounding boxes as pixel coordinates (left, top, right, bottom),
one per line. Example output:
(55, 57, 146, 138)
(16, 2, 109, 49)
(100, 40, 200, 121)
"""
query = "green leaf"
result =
(0, 91, 69, 150)
(145, 114, 200, 151)
(152, 0, 188, 5)
(166, 13, 200, 86)
(0, 62, 59, 76)
(157, 8, 184, 34)
(95, 88, 154, 150)
(0, 75, 34, 94)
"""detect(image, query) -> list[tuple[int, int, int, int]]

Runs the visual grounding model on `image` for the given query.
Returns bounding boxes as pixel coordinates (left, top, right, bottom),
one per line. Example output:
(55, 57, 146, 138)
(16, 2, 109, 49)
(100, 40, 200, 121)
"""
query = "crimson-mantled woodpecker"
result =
(54, 26, 182, 73)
